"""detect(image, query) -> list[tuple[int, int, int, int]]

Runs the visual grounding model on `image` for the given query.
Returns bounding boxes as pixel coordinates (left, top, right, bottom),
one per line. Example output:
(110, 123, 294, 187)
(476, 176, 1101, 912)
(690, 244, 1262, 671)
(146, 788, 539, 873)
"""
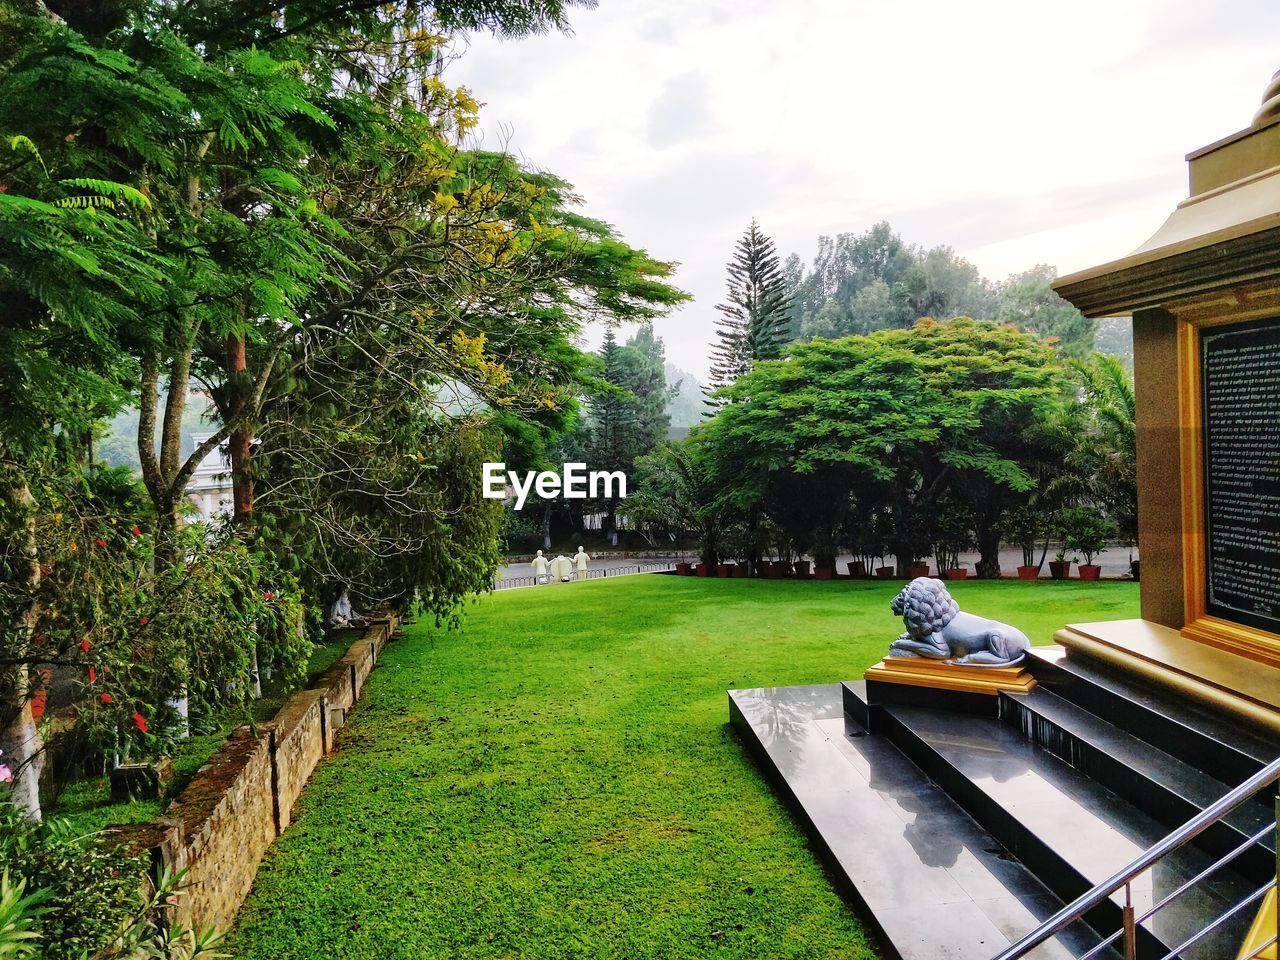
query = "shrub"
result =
(0, 802, 144, 959)
(1059, 506, 1117, 567)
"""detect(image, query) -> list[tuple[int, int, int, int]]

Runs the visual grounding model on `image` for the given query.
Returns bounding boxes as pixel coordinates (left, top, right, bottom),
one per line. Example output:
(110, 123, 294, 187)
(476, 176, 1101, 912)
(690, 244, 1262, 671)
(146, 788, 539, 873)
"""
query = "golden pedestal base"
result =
(863, 656, 1037, 696)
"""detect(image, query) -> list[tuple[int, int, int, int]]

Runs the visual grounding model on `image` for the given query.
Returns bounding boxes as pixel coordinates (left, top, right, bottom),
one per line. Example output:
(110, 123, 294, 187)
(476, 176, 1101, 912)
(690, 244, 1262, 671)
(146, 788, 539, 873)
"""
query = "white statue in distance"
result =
(573, 546, 591, 581)
(531, 550, 549, 584)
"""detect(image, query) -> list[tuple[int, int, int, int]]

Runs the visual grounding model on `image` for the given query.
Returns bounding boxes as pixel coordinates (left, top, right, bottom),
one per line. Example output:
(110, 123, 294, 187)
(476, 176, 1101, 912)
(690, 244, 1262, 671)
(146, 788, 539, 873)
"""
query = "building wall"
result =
(1132, 308, 1187, 629)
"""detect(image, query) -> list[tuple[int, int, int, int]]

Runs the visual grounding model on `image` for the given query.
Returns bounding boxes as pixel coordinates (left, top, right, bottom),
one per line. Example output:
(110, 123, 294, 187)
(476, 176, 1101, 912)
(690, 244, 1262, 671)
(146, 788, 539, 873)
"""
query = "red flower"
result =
(263, 591, 275, 601)
(95, 538, 107, 549)
(80, 639, 90, 652)
(138, 616, 149, 626)
(131, 713, 148, 733)
(131, 526, 142, 537)
(67, 541, 77, 552)
(99, 693, 113, 704)
(88, 666, 96, 683)
(0, 185, 8, 193)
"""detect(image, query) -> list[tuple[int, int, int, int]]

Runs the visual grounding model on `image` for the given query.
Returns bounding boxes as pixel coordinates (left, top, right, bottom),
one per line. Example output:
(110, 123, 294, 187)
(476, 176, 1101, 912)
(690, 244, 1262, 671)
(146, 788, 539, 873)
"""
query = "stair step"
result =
(862, 692, 1258, 960)
(730, 683, 1110, 960)
(1000, 687, 1276, 885)
(1027, 647, 1280, 786)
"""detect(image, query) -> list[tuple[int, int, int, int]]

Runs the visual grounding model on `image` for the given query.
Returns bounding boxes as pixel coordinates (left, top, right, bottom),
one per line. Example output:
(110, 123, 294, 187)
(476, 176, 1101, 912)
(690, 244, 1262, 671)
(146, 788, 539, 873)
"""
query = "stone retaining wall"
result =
(110, 617, 398, 932)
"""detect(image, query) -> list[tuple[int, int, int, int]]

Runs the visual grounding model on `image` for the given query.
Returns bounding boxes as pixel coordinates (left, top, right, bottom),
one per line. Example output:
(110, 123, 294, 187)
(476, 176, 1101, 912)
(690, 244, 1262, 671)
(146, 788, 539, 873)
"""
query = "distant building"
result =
(186, 432, 233, 522)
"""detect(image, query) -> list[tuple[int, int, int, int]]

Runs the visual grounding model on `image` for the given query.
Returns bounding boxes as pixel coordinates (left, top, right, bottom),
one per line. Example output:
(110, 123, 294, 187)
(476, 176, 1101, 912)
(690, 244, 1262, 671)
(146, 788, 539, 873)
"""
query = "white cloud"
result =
(446, 0, 1280, 377)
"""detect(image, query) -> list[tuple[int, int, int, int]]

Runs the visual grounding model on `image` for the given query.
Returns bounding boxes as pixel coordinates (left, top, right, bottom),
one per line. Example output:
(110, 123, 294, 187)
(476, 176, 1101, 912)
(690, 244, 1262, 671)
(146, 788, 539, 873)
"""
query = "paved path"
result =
(499, 545, 1137, 586)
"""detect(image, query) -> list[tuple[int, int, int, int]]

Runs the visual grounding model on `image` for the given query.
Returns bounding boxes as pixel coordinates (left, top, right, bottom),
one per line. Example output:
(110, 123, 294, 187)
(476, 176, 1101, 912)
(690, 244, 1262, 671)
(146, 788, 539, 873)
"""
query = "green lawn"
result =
(225, 576, 1139, 960)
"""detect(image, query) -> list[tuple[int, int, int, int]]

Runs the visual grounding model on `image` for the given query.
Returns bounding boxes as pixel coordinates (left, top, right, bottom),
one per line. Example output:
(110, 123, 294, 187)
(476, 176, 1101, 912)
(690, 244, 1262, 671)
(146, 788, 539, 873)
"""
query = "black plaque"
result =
(1201, 317, 1280, 635)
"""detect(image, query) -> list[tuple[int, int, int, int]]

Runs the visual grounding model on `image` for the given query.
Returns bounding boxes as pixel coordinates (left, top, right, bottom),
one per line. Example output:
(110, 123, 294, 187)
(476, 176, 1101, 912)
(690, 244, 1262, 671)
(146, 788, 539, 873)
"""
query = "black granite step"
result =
(729, 683, 1111, 960)
(999, 687, 1277, 885)
(854, 686, 1258, 960)
(1026, 647, 1280, 787)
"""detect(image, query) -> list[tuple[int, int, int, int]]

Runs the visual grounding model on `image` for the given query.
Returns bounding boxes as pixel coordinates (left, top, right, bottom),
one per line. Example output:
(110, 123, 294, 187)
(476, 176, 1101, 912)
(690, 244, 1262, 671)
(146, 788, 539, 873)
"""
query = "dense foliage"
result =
(0, 0, 680, 853)
(784, 222, 1098, 359)
(633, 318, 1136, 578)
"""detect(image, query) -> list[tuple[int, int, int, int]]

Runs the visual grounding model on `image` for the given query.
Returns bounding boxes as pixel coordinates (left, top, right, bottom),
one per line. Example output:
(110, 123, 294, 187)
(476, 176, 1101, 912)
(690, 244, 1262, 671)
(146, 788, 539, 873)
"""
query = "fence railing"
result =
(990, 755, 1280, 960)
(493, 560, 680, 591)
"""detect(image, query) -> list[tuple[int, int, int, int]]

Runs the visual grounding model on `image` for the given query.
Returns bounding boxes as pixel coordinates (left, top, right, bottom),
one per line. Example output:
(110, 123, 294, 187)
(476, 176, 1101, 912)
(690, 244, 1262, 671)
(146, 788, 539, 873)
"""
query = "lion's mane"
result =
(891, 577, 960, 637)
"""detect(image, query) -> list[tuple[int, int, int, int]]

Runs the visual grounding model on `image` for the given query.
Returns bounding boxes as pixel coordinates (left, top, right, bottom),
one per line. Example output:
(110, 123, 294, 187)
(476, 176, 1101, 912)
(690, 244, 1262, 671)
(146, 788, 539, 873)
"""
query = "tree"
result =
(620, 323, 673, 453)
(704, 318, 1068, 575)
(707, 219, 793, 397)
(996, 265, 1097, 360)
(788, 223, 997, 340)
(628, 441, 728, 568)
(0, 0, 682, 815)
(1065, 353, 1138, 546)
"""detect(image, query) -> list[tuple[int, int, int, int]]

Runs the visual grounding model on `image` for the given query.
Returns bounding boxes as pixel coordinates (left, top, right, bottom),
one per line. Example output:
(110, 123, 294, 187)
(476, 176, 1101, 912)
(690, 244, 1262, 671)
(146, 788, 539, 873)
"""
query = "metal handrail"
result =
(990, 754, 1280, 960)
(1075, 821, 1276, 960)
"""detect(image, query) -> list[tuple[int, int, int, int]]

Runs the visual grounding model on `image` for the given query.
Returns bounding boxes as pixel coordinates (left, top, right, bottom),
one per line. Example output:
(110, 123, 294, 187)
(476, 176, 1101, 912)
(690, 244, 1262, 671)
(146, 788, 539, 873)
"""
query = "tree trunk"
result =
(893, 541, 915, 578)
(2, 483, 43, 819)
(225, 334, 255, 529)
(975, 530, 1002, 579)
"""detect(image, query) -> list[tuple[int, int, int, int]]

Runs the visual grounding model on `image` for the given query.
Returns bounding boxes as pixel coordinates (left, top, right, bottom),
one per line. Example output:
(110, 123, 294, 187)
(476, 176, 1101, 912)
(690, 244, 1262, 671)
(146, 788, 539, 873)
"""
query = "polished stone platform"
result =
(731, 644, 1280, 960)
(729, 684, 1103, 960)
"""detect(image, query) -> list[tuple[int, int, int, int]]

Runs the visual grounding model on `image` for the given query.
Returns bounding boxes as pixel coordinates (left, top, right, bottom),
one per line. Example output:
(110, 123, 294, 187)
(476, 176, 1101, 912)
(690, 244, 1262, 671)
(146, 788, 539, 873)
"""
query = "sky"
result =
(444, 0, 1280, 379)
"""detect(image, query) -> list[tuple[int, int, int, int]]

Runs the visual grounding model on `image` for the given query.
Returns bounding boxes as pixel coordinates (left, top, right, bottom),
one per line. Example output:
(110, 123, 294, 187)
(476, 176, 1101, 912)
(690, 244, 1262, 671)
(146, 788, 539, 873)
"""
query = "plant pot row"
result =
(1016, 562, 1103, 580)
(674, 561, 840, 579)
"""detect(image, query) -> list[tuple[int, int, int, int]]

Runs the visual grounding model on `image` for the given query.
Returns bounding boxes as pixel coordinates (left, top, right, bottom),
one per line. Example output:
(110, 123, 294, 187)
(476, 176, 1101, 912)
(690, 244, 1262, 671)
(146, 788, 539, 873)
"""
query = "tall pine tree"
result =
(707, 220, 793, 402)
(591, 329, 638, 542)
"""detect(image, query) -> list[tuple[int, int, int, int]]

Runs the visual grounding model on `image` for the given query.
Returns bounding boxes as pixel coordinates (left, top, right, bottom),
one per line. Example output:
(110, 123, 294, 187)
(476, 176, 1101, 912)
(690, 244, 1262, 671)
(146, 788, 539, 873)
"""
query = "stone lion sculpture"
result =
(888, 577, 1031, 666)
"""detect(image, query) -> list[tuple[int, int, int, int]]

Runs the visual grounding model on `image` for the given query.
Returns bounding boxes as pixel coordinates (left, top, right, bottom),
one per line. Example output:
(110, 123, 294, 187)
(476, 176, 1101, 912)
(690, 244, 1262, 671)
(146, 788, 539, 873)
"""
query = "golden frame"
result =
(1174, 294, 1280, 667)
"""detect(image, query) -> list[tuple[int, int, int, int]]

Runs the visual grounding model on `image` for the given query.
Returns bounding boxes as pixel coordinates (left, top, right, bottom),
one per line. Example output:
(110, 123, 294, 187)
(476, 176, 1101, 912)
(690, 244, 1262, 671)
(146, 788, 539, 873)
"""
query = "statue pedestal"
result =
(863, 656, 1037, 696)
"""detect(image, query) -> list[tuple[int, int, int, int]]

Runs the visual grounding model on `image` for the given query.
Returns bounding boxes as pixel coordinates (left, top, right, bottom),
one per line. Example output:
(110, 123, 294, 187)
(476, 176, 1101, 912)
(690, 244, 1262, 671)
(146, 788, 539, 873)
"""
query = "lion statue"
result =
(887, 577, 1030, 666)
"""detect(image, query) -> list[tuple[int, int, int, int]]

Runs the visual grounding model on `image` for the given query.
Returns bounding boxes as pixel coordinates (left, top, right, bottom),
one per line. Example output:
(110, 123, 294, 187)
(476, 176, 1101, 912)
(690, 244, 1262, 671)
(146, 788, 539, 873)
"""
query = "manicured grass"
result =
(225, 576, 1139, 960)
(50, 631, 360, 835)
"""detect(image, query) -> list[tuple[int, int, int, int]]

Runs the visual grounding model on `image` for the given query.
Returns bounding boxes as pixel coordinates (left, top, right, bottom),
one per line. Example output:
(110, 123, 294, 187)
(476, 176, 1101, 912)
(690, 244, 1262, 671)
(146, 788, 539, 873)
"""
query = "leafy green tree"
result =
(708, 219, 793, 397)
(628, 441, 728, 567)
(620, 323, 673, 453)
(1064, 353, 1138, 545)
(705, 318, 1067, 575)
(789, 223, 998, 340)
(0, 0, 683, 813)
(996, 264, 1097, 360)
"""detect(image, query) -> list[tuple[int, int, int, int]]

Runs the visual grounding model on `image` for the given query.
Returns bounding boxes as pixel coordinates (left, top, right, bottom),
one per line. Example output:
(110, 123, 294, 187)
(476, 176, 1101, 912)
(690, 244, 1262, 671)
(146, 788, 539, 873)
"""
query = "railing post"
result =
(1123, 882, 1137, 960)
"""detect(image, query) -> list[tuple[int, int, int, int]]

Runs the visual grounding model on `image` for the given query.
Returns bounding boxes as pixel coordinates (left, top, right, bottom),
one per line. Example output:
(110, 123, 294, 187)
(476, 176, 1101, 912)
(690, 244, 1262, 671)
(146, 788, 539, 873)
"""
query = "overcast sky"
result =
(445, 0, 1280, 379)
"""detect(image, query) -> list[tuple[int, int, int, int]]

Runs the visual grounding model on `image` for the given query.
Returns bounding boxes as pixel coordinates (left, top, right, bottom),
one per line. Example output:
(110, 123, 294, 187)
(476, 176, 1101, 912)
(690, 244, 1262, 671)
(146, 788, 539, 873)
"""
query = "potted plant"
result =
(1048, 549, 1073, 580)
(909, 561, 930, 578)
(695, 562, 710, 577)
(1003, 504, 1045, 580)
(793, 559, 812, 577)
(717, 562, 734, 577)
(846, 559, 867, 578)
(1061, 506, 1117, 582)
(932, 499, 974, 581)
(675, 560, 692, 576)
(733, 563, 750, 578)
